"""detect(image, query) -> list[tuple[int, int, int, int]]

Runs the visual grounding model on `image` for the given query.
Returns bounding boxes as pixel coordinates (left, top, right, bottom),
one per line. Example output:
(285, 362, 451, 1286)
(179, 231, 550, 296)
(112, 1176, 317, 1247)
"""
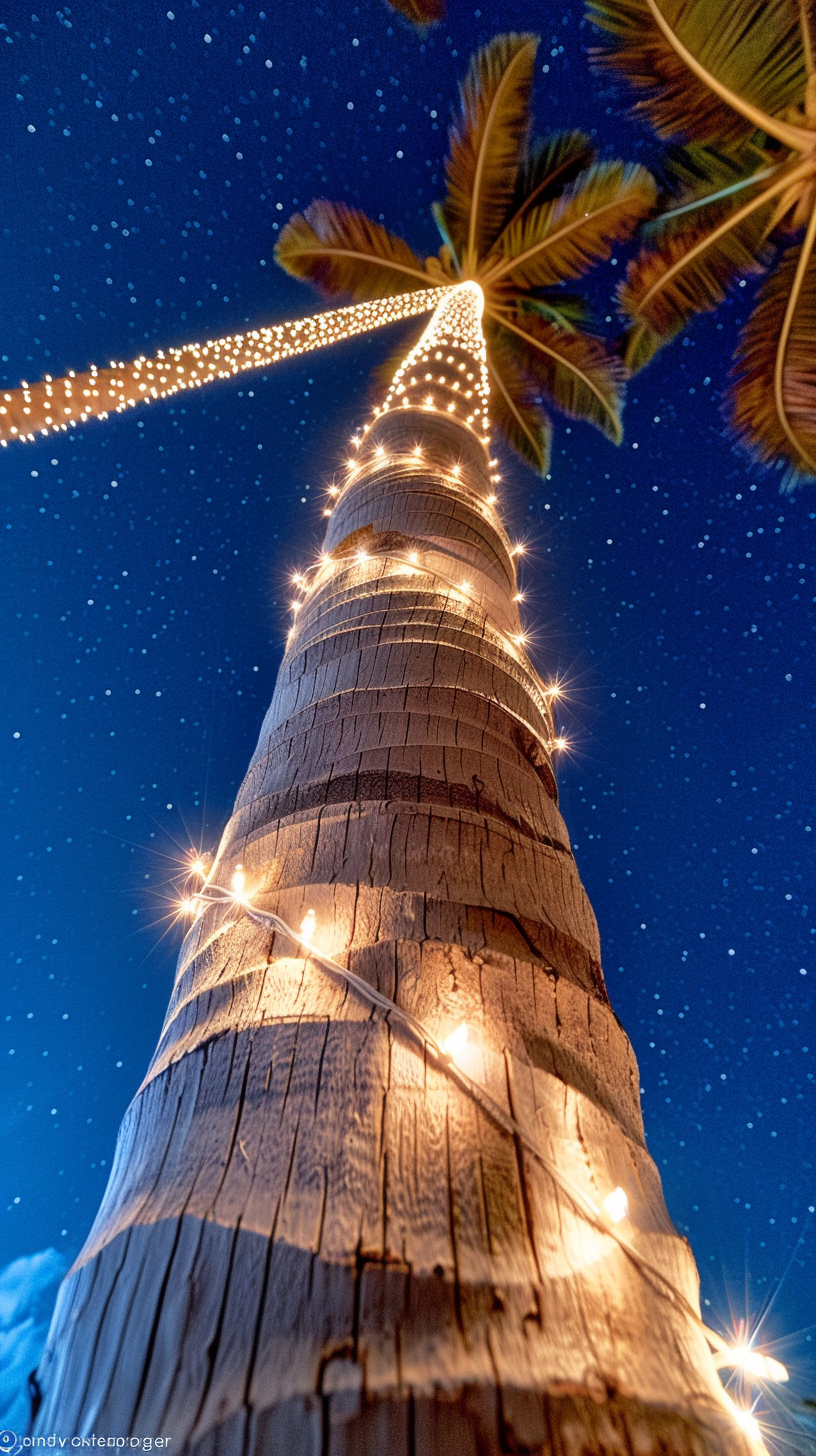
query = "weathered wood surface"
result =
(34, 298, 753, 1453)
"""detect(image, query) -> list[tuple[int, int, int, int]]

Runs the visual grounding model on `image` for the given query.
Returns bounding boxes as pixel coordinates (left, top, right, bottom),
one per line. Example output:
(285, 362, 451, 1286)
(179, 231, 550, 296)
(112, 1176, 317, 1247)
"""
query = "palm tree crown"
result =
(587, 0, 816, 486)
(277, 32, 655, 474)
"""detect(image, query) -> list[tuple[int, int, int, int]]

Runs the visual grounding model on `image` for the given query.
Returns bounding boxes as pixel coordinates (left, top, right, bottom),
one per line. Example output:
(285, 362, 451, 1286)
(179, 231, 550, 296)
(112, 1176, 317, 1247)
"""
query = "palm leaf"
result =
(646, 139, 779, 227)
(617, 167, 795, 368)
(441, 33, 539, 272)
(493, 130, 598, 246)
(488, 357, 553, 476)
(587, 0, 809, 147)
(485, 310, 626, 442)
(728, 230, 816, 480)
(517, 291, 592, 328)
(483, 161, 657, 290)
(276, 201, 436, 300)
(385, 0, 444, 24)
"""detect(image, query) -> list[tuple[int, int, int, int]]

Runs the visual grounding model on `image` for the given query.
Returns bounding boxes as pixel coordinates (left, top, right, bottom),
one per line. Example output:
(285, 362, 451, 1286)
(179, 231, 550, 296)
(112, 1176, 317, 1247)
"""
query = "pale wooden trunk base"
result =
(194, 1390, 744, 1456)
(38, 1213, 746, 1456)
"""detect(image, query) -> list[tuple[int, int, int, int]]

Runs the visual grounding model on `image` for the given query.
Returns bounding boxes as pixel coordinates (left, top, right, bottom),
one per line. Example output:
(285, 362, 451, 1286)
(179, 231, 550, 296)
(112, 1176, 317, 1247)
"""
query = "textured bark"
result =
(34, 293, 753, 1454)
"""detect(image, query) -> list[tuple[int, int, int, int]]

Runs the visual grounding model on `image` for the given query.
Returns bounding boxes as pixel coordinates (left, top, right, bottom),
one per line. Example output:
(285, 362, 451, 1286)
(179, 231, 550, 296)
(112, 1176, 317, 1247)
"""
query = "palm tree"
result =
(1, 35, 655, 479)
(587, 0, 816, 486)
(32, 278, 759, 1456)
(21, 31, 767, 1455)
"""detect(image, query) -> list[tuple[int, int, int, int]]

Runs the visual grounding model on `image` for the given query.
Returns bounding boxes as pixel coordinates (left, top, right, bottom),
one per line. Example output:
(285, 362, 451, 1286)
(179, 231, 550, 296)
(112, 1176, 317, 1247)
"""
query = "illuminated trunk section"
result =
(34, 287, 754, 1454)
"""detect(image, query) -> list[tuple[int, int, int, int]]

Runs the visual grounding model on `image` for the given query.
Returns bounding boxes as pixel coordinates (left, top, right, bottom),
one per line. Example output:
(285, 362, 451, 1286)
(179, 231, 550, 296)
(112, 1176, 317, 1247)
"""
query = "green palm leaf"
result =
(276, 200, 439, 299)
(617, 154, 807, 370)
(385, 0, 445, 24)
(587, 0, 810, 147)
(729, 230, 816, 480)
(484, 160, 657, 290)
(486, 329, 553, 475)
(485, 309, 626, 443)
(494, 130, 598, 247)
(441, 33, 539, 272)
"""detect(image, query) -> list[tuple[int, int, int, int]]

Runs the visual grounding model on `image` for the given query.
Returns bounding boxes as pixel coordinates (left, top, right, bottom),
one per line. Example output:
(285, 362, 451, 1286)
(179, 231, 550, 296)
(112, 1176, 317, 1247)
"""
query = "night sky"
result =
(1, 0, 814, 1438)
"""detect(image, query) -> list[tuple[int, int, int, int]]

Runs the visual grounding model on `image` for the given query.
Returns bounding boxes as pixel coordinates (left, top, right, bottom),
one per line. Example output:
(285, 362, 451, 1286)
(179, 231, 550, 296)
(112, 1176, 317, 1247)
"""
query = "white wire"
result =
(193, 885, 732, 1362)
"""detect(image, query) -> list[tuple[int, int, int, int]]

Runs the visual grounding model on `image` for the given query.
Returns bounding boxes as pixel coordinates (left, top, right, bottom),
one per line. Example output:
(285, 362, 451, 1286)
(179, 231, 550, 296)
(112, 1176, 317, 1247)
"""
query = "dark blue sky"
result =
(1, 0, 814, 1431)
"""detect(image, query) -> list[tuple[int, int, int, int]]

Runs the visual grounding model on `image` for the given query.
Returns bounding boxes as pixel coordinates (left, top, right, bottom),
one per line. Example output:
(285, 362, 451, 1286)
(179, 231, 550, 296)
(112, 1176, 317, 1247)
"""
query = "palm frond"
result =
(484, 327, 553, 474)
(587, 0, 809, 147)
(617, 166, 795, 368)
(646, 139, 779, 229)
(385, 0, 444, 25)
(493, 130, 598, 248)
(276, 201, 435, 300)
(431, 201, 461, 272)
(441, 32, 539, 272)
(517, 291, 591, 328)
(484, 161, 656, 290)
(486, 310, 626, 442)
(728, 231, 816, 480)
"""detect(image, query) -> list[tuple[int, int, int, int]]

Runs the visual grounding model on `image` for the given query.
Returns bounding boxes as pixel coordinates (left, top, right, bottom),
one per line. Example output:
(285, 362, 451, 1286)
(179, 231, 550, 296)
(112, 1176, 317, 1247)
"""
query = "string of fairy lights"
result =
(376, 281, 491, 439)
(283, 544, 563, 748)
(172, 862, 785, 1450)
(0, 285, 447, 445)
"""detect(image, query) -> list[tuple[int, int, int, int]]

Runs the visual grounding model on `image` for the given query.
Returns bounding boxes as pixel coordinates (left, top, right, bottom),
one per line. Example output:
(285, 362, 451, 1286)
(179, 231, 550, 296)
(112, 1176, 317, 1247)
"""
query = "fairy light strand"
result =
(0, 286, 448, 446)
(284, 545, 559, 742)
(180, 879, 781, 1436)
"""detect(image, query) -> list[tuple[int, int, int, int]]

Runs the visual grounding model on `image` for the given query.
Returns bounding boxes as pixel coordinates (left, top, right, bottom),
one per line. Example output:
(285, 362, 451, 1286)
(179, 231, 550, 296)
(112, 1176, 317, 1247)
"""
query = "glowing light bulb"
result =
(553, 736, 568, 752)
(730, 1405, 761, 1441)
(603, 1187, 629, 1223)
(509, 544, 524, 557)
(300, 908, 317, 944)
(727, 1348, 789, 1384)
(443, 1022, 469, 1059)
(547, 684, 561, 699)
(408, 551, 418, 564)
(460, 580, 471, 593)
(179, 898, 198, 916)
(486, 494, 497, 505)
(513, 592, 524, 603)
(356, 550, 369, 563)
(191, 858, 207, 878)
(291, 573, 304, 586)
(231, 868, 246, 898)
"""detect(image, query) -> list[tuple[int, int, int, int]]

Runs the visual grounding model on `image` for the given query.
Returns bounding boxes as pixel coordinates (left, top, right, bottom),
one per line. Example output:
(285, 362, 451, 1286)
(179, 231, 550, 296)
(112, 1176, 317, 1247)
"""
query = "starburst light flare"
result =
(0, 286, 447, 446)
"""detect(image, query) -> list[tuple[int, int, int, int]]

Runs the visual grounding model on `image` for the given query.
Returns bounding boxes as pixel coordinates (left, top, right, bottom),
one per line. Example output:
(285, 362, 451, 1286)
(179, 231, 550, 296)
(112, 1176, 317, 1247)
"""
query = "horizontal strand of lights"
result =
(0, 287, 448, 446)
(284, 545, 558, 735)
(179, 877, 785, 1430)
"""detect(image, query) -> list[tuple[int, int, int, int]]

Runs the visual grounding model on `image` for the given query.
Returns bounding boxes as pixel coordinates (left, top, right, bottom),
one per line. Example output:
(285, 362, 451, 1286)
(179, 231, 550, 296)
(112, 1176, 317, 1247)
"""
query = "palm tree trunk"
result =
(33, 288, 753, 1454)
